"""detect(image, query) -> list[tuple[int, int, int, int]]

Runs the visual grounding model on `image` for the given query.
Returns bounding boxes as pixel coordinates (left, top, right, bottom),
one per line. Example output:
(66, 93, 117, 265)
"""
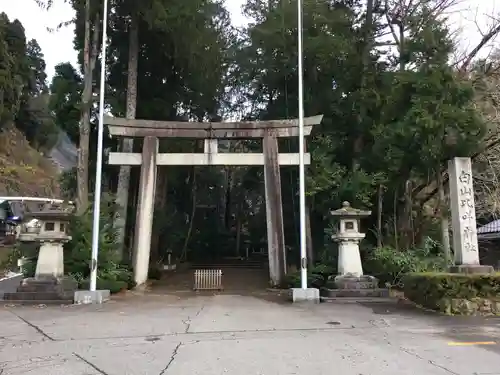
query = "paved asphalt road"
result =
(1, 293, 500, 375)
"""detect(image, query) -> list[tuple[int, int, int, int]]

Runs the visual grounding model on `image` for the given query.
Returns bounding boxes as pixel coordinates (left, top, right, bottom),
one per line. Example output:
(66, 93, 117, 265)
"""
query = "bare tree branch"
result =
(459, 23, 500, 74)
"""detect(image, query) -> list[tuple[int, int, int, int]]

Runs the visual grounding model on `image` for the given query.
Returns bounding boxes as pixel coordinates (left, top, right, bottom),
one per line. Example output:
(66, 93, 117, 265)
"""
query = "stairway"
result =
(190, 257, 266, 270)
(3, 277, 76, 305)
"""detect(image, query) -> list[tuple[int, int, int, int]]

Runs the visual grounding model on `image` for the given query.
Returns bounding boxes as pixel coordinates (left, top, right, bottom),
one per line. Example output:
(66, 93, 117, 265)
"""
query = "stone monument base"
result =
(3, 276, 77, 304)
(449, 265, 494, 274)
(289, 288, 320, 303)
(74, 289, 111, 304)
(321, 274, 389, 300)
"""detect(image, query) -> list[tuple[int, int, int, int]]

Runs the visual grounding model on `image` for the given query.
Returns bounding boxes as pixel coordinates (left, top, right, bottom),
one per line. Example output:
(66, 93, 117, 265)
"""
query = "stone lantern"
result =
(330, 201, 371, 277)
(19, 208, 72, 278)
(325, 201, 385, 297)
(3, 204, 77, 304)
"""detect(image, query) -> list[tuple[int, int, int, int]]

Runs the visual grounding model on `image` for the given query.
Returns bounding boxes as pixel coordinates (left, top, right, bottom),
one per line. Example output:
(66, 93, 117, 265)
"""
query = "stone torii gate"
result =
(105, 115, 323, 287)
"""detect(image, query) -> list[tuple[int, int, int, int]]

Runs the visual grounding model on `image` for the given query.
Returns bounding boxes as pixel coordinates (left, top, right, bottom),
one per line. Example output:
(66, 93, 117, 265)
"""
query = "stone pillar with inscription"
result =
(448, 157, 493, 274)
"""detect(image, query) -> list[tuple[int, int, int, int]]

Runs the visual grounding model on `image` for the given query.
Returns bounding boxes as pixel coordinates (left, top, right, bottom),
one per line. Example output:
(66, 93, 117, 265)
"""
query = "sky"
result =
(0, 0, 499, 79)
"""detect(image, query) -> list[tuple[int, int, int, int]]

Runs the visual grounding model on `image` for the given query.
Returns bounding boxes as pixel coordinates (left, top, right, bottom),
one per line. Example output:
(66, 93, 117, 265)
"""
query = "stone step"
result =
(190, 263, 265, 269)
(3, 299, 74, 305)
(17, 284, 65, 293)
(17, 278, 78, 293)
(320, 296, 396, 304)
(3, 291, 74, 301)
(21, 278, 59, 286)
(321, 288, 389, 298)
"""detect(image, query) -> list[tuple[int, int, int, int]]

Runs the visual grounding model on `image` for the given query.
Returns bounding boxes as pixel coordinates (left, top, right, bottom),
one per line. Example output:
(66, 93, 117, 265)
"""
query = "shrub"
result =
(64, 194, 135, 292)
(283, 263, 337, 288)
(70, 262, 135, 294)
(0, 245, 21, 272)
(403, 272, 500, 312)
(364, 239, 447, 287)
(0, 243, 39, 277)
(283, 272, 323, 288)
(64, 195, 120, 276)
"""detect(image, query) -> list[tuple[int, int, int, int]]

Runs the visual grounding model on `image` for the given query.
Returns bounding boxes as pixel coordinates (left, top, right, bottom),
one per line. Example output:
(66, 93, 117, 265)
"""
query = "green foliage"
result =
(64, 194, 134, 292)
(364, 238, 447, 287)
(0, 243, 41, 278)
(0, 246, 21, 272)
(0, 12, 58, 150)
(106, 0, 233, 121)
(59, 168, 77, 200)
(403, 272, 500, 313)
(0, 13, 26, 128)
(30, 0, 495, 278)
(21, 257, 37, 278)
(231, 0, 489, 255)
(49, 63, 82, 144)
(283, 263, 337, 289)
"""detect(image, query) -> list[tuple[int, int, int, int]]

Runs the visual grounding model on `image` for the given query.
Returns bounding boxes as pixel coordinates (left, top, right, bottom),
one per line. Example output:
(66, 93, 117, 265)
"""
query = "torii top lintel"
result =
(104, 115, 323, 138)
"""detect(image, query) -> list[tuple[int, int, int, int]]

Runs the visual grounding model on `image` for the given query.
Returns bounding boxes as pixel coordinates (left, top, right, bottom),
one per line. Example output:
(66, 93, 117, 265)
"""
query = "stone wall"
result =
(440, 298, 500, 316)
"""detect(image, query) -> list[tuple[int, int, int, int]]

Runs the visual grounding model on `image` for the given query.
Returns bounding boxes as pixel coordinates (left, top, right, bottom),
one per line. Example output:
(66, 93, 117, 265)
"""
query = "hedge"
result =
(403, 272, 500, 312)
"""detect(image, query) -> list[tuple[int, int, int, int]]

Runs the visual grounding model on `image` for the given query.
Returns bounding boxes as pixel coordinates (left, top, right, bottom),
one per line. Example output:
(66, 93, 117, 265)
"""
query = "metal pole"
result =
(89, 0, 109, 292)
(297, 0, 308, 289)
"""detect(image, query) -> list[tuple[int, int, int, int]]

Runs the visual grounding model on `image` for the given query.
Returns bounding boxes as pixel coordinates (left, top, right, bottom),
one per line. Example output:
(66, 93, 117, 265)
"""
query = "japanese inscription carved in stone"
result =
(448, 157, 479, 265)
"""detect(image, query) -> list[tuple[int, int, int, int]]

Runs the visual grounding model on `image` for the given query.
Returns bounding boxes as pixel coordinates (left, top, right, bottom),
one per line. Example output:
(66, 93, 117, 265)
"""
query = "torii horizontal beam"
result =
(105, 115, 323, 138)
(105, 114, 323, 129)
(107, 126, 314, 138)
(108, 152, 311, 166)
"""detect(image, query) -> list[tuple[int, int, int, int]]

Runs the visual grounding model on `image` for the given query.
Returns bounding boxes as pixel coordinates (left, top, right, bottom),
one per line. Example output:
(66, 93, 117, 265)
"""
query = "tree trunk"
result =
(224, 169, 233, 230)
(352, 0, 374, 170)
(393, 188, 399, 251)
(235, 200, 242, 257)
(180, 168, 197, 262)
(399, 21, 405, 71)
(115, 15, 139, 259)
(400, 180, 413, 249)
(376, 184, 383, 248)
(437, 170, 451, 264)
(76, 0, 92, 214)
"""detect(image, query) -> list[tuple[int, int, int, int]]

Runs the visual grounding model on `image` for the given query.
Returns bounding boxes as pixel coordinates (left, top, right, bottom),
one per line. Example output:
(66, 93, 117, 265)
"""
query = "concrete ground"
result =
(1, 292, 500, 375)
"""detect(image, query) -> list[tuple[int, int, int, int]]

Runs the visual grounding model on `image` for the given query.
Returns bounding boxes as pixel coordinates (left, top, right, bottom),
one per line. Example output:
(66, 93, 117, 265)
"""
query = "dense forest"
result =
(3, 0, 500, 284)
(0, 12, 57, 150)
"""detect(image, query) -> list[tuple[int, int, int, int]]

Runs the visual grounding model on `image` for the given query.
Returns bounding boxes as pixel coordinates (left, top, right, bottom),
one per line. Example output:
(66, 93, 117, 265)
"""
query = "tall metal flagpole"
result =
(297, 0, 308, 289)
(89, 0, 109, 292)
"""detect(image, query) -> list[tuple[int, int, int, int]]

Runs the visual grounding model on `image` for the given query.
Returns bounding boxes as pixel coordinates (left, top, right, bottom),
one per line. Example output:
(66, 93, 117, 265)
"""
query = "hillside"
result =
(0, 124, 61, 197)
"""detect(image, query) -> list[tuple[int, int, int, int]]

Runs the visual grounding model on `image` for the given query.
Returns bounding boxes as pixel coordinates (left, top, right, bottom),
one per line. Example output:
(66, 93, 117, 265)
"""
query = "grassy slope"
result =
(0, 124, 60, 197)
